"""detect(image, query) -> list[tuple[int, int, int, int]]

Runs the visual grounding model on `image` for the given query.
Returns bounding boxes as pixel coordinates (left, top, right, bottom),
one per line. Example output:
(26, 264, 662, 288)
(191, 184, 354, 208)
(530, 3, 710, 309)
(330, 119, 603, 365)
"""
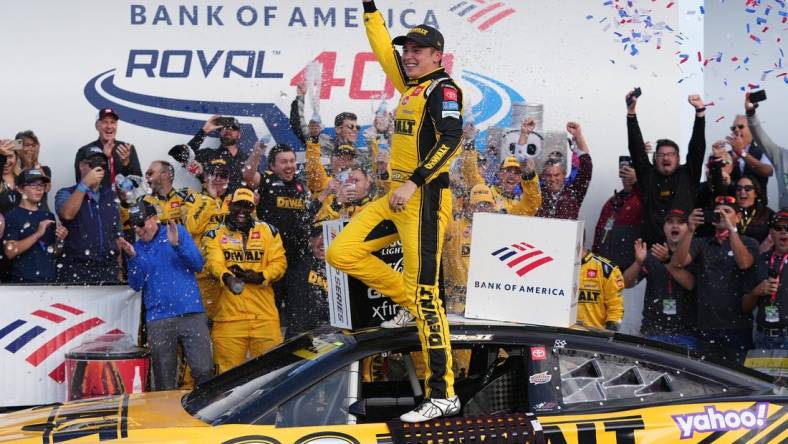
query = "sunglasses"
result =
(730, 124, 746, 132)
(342, 124, 359, 131)
(735, 185, 755, 192)
(207, 171, 230, 179)
(714, 195, 737, 205)
(771, 224, 788, 233)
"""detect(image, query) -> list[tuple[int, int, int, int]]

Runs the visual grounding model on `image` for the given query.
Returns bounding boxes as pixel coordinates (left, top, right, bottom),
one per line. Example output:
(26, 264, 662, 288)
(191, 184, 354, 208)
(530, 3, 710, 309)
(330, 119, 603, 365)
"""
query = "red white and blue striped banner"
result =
(0, 286, 141, 407)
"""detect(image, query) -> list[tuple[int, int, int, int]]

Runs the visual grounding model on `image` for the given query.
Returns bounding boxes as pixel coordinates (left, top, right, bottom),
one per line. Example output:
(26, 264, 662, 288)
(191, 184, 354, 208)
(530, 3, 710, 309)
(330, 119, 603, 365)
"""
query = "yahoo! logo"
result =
(672, 403, 768, 439)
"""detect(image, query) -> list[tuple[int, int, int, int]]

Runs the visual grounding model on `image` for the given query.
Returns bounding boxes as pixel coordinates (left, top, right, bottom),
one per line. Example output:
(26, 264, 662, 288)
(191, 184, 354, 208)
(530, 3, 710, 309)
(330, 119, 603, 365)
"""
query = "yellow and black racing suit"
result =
(143, 188, 191, 224)
(202, 221, 287, 374)
(577, 252, 625, 329)
(461, 150, 542, 215)
(326, 5, 462, 400)
(183, 191, 230, 320)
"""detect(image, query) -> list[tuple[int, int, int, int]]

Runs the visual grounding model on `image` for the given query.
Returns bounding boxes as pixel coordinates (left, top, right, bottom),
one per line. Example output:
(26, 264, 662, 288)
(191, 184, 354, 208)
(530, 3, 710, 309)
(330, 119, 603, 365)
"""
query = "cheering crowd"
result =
(0, 86, 786, 388)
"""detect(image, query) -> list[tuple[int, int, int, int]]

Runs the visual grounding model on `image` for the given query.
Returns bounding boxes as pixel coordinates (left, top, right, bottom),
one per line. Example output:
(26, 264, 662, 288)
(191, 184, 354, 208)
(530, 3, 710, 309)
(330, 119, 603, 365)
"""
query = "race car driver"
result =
(326, 0, 463, 422)
(202, 187, 287, 374)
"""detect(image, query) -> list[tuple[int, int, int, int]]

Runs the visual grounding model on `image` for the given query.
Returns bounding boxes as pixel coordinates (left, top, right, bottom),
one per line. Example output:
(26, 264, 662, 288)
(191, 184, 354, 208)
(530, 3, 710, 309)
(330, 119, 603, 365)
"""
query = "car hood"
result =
(0, 392, 207, 442)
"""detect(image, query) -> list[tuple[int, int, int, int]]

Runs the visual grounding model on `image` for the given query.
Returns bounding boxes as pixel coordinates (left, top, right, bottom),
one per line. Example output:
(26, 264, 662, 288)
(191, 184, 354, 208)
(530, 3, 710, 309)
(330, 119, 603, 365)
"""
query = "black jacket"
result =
(628, 115, 705, 244)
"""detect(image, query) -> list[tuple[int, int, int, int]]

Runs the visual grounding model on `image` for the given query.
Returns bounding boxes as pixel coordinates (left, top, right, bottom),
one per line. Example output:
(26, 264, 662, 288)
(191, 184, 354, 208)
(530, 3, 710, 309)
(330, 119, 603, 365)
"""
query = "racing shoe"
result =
(380, 308, 415, 328)
(400, 396, 461, 423)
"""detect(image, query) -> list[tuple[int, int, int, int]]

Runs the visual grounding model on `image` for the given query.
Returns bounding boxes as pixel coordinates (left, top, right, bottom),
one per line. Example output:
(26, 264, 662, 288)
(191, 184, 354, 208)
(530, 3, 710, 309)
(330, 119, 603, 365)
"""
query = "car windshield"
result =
(182, 328, 352, 423)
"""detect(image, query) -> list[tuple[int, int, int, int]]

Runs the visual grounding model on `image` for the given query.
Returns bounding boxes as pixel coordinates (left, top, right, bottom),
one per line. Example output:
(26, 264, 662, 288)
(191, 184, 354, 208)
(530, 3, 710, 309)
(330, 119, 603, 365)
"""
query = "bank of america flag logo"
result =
(0, 303, 121, 383)
(450, 0, 516, 31)
(491, 242, 554, 277)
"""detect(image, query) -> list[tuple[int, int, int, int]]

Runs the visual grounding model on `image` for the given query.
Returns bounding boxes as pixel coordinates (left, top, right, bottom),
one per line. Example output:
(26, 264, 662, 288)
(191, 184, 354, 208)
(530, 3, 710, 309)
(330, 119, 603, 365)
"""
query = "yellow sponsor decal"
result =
(424, 144, 450, 169)
(410, 27, 429, 36)
(293, 338, 340, 360)
(276, 196, 305, 209)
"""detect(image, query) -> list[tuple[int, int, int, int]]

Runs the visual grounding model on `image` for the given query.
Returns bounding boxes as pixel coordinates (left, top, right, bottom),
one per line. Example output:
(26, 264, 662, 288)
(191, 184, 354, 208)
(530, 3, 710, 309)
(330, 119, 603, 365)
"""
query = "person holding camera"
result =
(202, 188, 287, 374)
(117, 200, 213, 390)
(15, 131, 52, 211)
(671, 196, 759, 363)
(536, 121, 592, 220)
(727, 113, 773, 198)
(743, 210, 788, 350)
(592, 158, 641, 270)
(74, 108, 141, 189)
(627, 91, 706, 245)
(315, 161, 374, 221)
(745, 92, 786, 208)
(177, 115, 248, 193)
(56, 147, 122, 284)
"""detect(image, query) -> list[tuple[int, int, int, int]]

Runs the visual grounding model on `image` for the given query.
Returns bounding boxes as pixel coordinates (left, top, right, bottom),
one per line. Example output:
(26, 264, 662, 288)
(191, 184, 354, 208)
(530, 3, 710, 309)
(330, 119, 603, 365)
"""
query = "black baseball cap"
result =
(16, 168, 51, 187)
(392, 25, 444, 51)
(332, 144, 356, 157)
(97, 108, 119, 121)
(665, 208, 688, 223)
(128, 200, 158, 228)
(76, 146, 109, 165)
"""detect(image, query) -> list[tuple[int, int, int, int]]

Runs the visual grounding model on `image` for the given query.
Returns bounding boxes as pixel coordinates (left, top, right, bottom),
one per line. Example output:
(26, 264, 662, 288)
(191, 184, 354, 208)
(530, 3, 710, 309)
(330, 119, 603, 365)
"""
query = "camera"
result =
(708, 156, 724, 170)
(749, 89, 767, 104)
(703, 208, 721, 224)
(215, 116, 237, 128)
(87, 157, 106, 169)
(626, 87, 642, 106)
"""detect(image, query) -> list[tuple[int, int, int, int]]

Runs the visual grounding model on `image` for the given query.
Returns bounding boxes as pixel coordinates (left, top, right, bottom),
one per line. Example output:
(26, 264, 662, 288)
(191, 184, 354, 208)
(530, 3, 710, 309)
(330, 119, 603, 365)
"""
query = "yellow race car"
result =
(0, 319, 786, 443)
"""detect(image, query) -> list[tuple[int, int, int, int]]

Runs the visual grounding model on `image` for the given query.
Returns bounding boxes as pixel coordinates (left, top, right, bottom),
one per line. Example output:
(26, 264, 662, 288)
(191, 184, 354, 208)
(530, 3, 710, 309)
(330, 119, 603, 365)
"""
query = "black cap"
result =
(16, 168, 51, 187)
(97, 108, 119, 121)
(392, 25, 444, 51)
(128, 200, 158, 228)
(665, 208, 688, 223)
(770, 209, 788, 227)
(75, 146, 109, 166)
(332, 144, 356, 157)
(204, 158, 230, 176)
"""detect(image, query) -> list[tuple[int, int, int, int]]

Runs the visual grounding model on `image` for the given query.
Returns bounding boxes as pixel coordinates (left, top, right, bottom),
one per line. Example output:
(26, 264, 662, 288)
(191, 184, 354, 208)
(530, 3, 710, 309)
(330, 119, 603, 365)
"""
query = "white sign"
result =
(323, 220, 352, 329)
(465, 213, 583, 328)
(0, 286, 142, 407)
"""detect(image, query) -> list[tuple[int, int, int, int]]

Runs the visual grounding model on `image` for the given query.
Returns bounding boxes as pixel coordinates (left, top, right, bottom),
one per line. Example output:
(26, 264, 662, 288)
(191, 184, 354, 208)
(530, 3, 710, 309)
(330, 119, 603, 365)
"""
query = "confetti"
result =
(747, 82, 761, 89)
(586, 15, 594, 20)
(679, 54, 689, 63)
(666, 2, 674, 8)
(700, 6, 705, 15)
(715, 116, 726, 123)
(750, 34, 762, 43)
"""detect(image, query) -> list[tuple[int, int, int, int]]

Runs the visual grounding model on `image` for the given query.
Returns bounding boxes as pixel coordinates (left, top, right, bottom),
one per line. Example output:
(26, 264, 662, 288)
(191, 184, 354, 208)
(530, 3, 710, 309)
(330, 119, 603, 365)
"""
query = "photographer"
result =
(592, 158, 641, 270)
(671, 196, 758, 363)
(179, 115, 248, 193)
(56, 147, 121, 284)
(627, 91, 706, 245)
(746, 92, 787, 208)
(728, 112, 773, 196)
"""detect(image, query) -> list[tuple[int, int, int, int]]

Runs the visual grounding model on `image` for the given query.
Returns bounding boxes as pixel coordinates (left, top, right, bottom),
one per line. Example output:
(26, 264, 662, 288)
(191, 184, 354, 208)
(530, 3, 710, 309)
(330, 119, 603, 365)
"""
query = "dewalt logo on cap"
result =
(410, 27, 429, 36)
(231, 188, 255, 205)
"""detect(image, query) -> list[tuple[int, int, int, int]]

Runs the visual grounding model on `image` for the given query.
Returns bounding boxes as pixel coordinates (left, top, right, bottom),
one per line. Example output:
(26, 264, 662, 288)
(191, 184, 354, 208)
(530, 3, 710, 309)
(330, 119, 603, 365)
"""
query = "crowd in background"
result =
(0, 86, 786, 389)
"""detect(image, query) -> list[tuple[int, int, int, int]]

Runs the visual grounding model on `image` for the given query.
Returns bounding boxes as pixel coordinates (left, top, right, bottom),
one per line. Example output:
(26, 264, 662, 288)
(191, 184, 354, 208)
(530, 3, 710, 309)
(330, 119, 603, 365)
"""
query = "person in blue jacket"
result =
(117, 200, 214, 390)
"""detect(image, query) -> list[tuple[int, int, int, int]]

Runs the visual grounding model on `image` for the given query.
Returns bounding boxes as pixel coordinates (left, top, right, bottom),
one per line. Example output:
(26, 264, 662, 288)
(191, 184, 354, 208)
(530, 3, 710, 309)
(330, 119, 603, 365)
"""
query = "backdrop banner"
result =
(0, 286, 142, 407)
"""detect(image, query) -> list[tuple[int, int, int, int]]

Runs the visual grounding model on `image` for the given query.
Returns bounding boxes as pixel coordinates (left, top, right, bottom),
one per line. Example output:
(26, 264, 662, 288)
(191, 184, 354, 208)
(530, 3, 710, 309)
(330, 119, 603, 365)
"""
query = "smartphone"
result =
(619, 155, 632, 169)
(749, 89, 767, 103)
(215, 117, 236, 128)
(702, 208, 720, 224)
(626, 87, 642, 106)
(769, 269, 779, 279)
(11, 139, 23, 151)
